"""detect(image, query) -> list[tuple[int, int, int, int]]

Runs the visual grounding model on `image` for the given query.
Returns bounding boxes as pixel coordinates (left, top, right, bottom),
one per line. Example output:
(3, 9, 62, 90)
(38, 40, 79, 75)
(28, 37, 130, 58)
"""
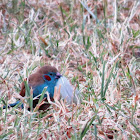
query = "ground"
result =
(0, 0, 140, 139)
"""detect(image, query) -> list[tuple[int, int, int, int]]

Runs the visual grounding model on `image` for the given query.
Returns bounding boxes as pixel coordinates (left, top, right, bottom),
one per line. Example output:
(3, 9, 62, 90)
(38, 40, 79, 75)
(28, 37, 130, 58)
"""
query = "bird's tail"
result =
(2, 100, 23, 109)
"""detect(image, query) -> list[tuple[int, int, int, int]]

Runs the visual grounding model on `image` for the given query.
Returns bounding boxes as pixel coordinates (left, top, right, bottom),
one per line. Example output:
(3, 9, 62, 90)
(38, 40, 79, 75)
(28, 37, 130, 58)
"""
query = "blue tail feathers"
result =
(2, 100, 24, 109)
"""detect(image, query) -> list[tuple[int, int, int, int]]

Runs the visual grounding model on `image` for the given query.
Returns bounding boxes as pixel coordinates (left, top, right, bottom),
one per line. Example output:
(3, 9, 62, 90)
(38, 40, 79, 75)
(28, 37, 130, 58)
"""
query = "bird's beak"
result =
(55, 72, 62, 79)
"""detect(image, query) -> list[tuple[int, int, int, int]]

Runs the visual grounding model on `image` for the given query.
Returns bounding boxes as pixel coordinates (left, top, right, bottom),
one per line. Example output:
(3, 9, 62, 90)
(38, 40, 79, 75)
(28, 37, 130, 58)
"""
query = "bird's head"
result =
(43, 72, 62, 85)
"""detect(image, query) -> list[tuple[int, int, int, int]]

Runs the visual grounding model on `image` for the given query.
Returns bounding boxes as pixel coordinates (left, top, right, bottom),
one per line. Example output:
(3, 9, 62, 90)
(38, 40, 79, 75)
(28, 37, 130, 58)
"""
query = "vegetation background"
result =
(0, 0, 140, 139)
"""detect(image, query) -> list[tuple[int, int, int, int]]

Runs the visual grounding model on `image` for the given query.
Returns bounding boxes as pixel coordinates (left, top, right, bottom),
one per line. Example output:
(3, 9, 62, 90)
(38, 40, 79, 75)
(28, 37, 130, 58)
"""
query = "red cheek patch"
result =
(44, 75, 51, 81)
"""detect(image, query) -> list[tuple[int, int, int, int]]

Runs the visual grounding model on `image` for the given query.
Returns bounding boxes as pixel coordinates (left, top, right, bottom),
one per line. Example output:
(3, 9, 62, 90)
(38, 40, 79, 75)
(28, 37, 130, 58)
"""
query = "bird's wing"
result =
(19, 82, 26, 97)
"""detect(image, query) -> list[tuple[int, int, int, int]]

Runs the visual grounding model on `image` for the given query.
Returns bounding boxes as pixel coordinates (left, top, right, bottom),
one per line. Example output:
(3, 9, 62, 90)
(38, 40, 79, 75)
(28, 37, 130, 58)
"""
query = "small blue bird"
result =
(2, 66, 79, 111)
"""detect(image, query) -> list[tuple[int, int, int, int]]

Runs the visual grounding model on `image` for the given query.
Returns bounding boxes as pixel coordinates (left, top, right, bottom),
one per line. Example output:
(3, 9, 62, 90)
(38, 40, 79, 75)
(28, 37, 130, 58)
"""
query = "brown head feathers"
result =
(37, 66, 58, 75)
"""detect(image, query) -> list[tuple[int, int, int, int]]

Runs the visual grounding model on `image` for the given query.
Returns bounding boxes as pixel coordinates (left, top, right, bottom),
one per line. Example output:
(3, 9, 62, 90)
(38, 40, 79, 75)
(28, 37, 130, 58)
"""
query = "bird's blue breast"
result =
(32, 82, 56, 98)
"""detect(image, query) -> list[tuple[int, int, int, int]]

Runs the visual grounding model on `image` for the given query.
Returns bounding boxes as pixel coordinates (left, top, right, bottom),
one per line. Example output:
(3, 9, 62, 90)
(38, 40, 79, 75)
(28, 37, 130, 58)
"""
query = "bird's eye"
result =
(50, 73, 53, 76)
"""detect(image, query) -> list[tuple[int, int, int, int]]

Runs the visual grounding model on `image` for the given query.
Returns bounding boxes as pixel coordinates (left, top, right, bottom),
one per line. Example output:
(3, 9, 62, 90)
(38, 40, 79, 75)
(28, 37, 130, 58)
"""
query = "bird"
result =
(2, 65, 80, 111)
(19, 66, 59, 97)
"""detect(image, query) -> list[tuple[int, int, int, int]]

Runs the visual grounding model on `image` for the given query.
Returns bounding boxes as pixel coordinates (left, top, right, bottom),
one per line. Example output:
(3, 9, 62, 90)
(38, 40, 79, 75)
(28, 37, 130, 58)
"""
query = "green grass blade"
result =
(103, 63, 115, 97)
(101, 61, 106, 101)
(80, 114, 97, 139)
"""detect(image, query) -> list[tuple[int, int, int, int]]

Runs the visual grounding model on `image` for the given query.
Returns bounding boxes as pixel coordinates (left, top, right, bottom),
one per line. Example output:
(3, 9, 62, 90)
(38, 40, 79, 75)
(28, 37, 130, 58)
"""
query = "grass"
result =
(0, 0, 140, 139)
